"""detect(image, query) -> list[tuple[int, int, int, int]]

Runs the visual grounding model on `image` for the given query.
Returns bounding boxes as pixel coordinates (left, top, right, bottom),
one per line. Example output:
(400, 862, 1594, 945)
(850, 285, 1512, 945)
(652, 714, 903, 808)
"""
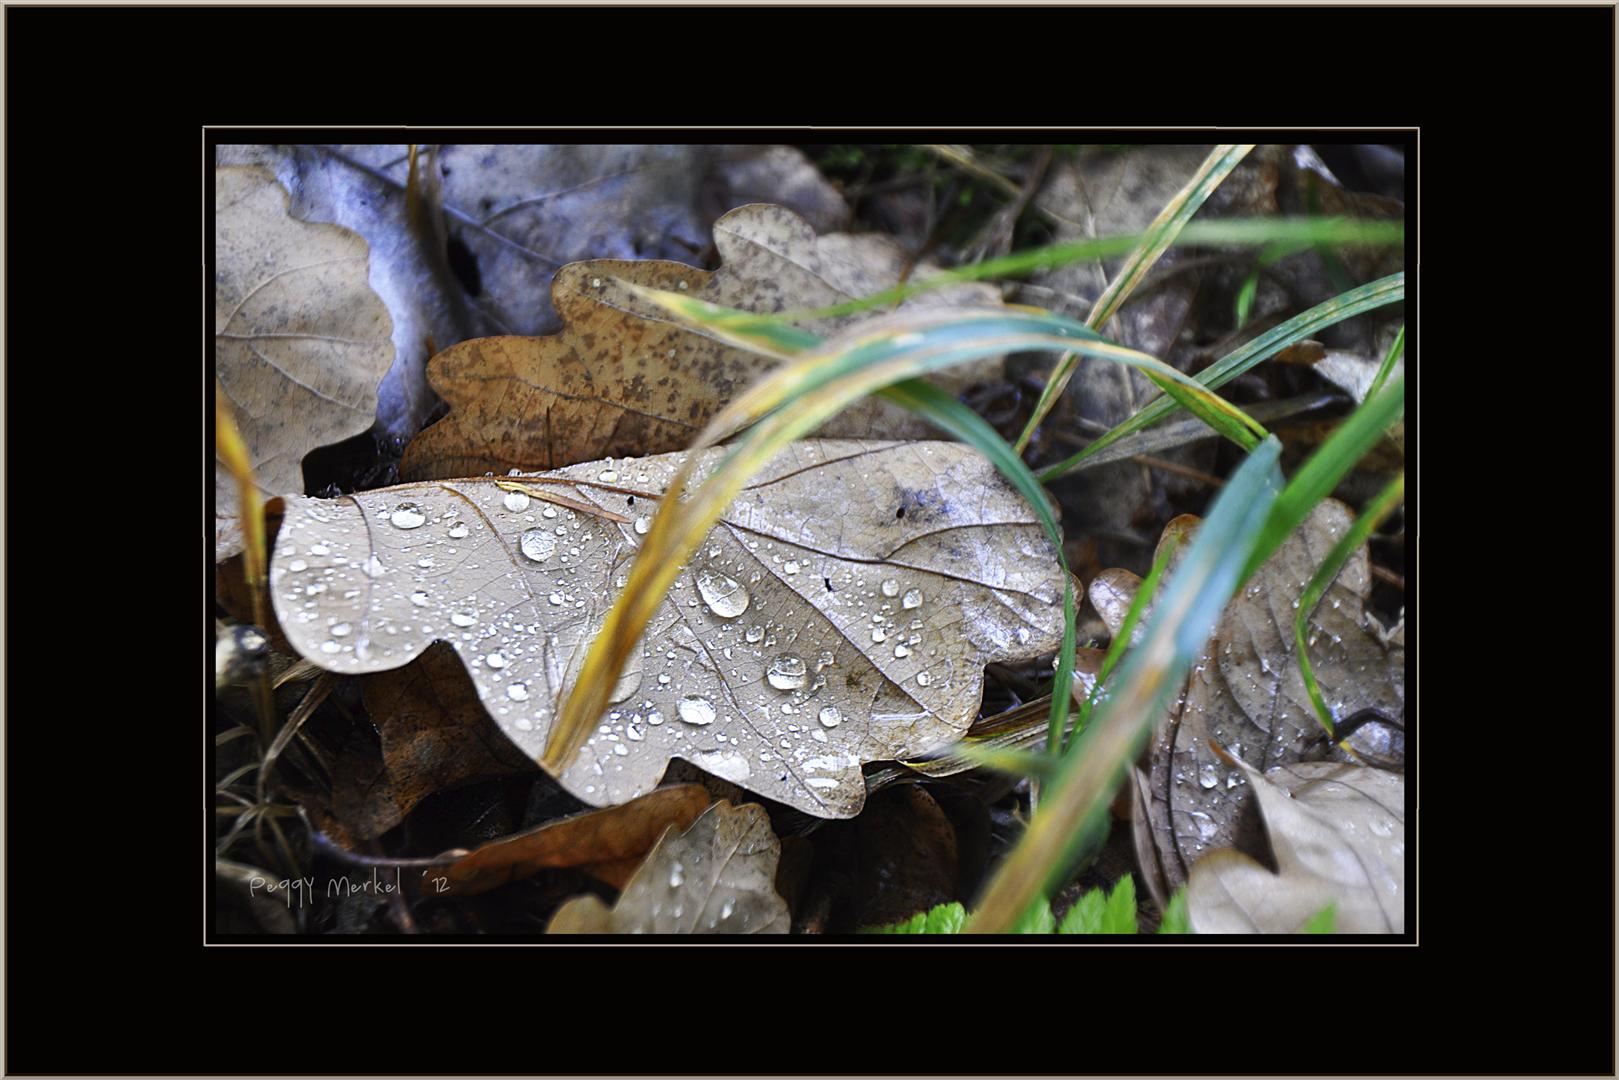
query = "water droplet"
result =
(1199, 763, 1219, 789)
(548, 592, 565, 606)
(485, 651, 507, 669)
(881, 578, 899, 597)
(871, 627, 887, 643)
(288, 559, 308, 573)
(389, 504, 426, 529)
(320, 640, 340, 654)
(691, 749, 750, 783)
(916, 671, 931, 687)
(503, 490, 531, 512)
(632, 516, 651, 536)
(766, 655, 807, 690)
(817, 705, 842, 728)
(1226, 772, 1242, 789)
(446, 522, 469, 540)
(410, 591, 429, 607)
(902, 588, 923, 609)
(330, 622, 352, 637)
(450, 611, 477, 627)
(669, 862, 684, 888)
(519, 529, 556, 563)
(893, 643, 911, 658)
(720, 897, 736, 920)
(612, 742, 628, 756)
(647, 710, 665, 726)
(696, 569, 750, 619)
(599, 469, 618, 483)
(744, 625, 764, 644)
(783, 560, 800, 575)
(677, 696, 716, 725)
(1369, 816, 1396, 838)
(308, 544, 329, 556)
(362, 554, 385, 578)
(507, 683, 529, 702)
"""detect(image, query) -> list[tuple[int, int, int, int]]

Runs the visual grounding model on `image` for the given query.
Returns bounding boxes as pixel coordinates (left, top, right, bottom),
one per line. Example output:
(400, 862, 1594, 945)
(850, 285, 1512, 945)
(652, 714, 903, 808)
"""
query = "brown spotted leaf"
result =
(269, 440, 1067, 819)
(1186, 758, 1404, 933)
(439, 784, 713, 896)
(547, 801, 789, 934)
(400, 202, 1003, 481)
(214, 166, 394, 561)
(1093, 501, 1403, 894)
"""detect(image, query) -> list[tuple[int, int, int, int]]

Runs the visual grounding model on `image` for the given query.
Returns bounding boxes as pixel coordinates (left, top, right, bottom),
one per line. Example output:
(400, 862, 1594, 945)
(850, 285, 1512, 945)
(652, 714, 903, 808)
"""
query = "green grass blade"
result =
(1243, 376, 1403, 582)
(1037, 273, 1404, 483)
(1015, 145, 1253, 452)
(1294, 472, 1405, 737)
(968, 437, 1285, 933)
(709, 217, 1405, 328)
(1071, 534, 1180, 746)
(1367, 324, 1405, 402)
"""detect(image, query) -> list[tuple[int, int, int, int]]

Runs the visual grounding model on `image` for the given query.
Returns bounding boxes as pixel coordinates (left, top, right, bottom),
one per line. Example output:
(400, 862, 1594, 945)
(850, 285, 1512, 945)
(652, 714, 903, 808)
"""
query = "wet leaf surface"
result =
(214, 166, 394, 560)
(440, 784, 713, 896)
(1095, 502, 1403, 895)
(269, 440, 1067, 818)
(547, 801, 790, 934)
(400, 202, 1005, 481)
(1186, 758, 1404, 933)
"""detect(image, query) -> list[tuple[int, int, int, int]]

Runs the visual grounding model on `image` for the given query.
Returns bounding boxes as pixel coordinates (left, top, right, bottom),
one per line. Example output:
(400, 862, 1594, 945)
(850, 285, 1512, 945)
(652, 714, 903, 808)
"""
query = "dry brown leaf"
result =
(547, 801, 789, 934)
(1186, 758, 1404, 933)
(268, 440, 1067, 818)
(400, 202, 1003, 481)
(1093, 502, 1403, 894)
(439, 784, 713, 896)
(214, 166, 394, 561)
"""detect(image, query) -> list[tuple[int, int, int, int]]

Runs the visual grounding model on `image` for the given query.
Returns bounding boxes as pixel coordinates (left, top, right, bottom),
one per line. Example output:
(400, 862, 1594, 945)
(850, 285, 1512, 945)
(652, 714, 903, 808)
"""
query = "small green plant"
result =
(861, 876, 1176, 935)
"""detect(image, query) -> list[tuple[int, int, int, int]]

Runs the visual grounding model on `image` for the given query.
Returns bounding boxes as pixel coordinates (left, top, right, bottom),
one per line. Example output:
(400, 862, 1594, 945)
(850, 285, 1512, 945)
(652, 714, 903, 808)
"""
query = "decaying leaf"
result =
(439, 784, 713, 896)
(216, 145, 847, 441)
(268, 440, 1067, 818)
(214, 166, 394, 560)
(1186, 758, 1403, 933)
(547, 801, 790, 934)
(400, 202, 1005, 481)
(1095, 502, 1403, 894)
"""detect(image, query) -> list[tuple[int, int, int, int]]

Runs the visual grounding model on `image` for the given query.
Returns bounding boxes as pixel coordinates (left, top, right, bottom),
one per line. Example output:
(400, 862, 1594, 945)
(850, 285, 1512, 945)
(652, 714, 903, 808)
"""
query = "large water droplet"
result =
(1199, 763, 1219, 789)
(902, 588, 923, 609)
(916, 671, 931, 687)
(881, 578, 899, 597)
(646, 710, 665, 726)
(691, 749, 751, 783)
(818, 705, 842, 728)
(288, 559, 308, 573)
(893, 643, 911, 658)
(410, 591, 429, 607)
(503, 490, 531, 512)
(390, 504, 426, 529)
(633, 516, 651, 535)
(330, 622, 352, 637)
(486, 651, 507, 669)
(677, 696, 716, 725)
(744, 625, 764, 644)
(519, 529, 556, 563)
(696, 569, 750, 619)
(782, 560, 800, 575)
(766, 655, 807, 690)
(450, 611, 477, 628)
(507, 683, 530, 702)
(447, 522, 469, 539)
(669, 861, 684, 888)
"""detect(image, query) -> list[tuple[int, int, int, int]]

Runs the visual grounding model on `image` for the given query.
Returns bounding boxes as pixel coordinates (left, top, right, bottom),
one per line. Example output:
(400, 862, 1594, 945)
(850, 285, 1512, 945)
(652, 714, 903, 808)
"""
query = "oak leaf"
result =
(400, 202, 1004, 481)
(214, 165, 394, 561)
(547, 801, 790, 934)
(269, 440, 1067, 818)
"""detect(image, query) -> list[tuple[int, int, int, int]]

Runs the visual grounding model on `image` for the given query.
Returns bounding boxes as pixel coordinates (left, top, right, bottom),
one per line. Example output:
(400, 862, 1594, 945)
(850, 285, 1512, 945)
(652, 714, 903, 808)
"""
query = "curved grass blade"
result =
(967, 437, 1284, 933)
(1015, 145, 1254, 452)
(1294, 471, 1405, 737)
(1070, 533, 1180, 745)
(1037, 272, 1404, 482)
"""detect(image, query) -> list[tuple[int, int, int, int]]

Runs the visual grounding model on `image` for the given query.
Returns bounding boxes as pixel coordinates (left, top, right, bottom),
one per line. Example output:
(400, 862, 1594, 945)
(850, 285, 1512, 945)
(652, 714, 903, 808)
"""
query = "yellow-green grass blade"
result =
(1037, 272, 1405, 483)
(703, 217, 1404, 329)
(546, 302, 1261, 775)
(968, 437, 1284, 933)
(1294, 472, 1405, 737)
(1071, 533, 1180, 747)
(1015, 144, 1254, 452)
